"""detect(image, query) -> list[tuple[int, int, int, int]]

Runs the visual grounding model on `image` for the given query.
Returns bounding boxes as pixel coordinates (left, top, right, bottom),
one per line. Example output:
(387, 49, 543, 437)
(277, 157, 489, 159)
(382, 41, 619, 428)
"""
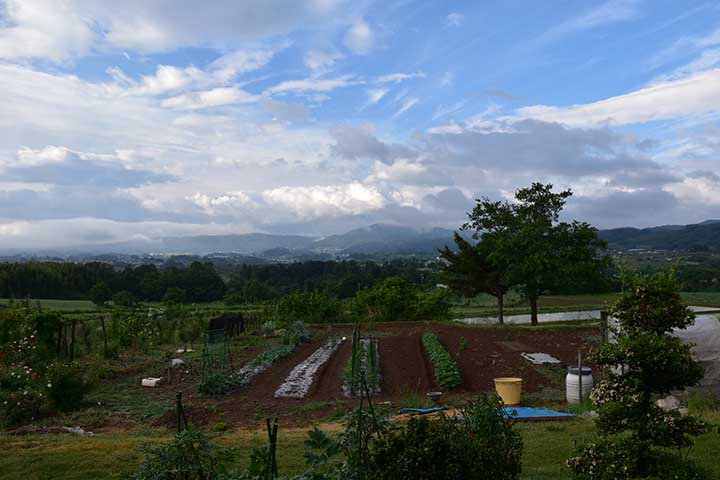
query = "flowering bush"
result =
(0, 324, 92, 426)
(568, 272, 710, 479)
(46, 361, 91, 412)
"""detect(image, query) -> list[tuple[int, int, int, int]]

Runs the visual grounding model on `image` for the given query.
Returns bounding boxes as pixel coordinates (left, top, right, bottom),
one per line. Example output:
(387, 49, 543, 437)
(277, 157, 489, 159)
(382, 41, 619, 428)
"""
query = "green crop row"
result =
(342, 338, 380, 396)
(422, 332, 461, 389)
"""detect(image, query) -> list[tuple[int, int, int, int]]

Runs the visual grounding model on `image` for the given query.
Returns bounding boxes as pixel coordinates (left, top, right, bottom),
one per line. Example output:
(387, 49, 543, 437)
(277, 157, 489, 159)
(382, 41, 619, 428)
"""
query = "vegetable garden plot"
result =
(422, 332, 461, 389)
(225, 344, 296, 391)
(342, 338, 381, 397)
(274, 337, 345, 399)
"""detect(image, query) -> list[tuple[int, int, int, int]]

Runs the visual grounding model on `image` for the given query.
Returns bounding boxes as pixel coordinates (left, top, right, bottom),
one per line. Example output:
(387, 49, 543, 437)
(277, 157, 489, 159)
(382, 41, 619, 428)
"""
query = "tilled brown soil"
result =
(154, 322, 597, 429)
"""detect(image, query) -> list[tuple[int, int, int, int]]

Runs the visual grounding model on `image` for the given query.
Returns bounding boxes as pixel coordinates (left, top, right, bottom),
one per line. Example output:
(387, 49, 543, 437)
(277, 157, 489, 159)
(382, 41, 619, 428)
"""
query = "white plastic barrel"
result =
(566, 366, 593, 404)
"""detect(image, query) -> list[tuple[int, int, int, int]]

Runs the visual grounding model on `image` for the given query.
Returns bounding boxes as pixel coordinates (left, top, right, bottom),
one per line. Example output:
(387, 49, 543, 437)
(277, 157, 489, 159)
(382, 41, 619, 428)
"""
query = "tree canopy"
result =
(463, 183, 610, 324)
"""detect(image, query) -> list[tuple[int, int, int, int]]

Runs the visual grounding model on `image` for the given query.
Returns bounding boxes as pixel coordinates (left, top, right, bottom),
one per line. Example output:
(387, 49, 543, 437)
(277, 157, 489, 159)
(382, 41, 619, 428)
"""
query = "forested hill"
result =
(600, 220, 720, 251)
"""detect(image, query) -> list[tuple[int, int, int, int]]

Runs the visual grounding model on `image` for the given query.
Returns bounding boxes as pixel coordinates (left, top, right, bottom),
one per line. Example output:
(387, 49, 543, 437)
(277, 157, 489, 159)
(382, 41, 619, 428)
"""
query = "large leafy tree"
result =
(464, 183, 609, 325)
(439, 233, 510, 323)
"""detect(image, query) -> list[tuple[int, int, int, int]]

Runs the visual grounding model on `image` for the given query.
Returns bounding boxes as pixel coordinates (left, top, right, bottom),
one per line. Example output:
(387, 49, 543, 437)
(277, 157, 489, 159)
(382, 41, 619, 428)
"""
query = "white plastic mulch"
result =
(274, 337, 345, 399)
(231, 362, 268, 388)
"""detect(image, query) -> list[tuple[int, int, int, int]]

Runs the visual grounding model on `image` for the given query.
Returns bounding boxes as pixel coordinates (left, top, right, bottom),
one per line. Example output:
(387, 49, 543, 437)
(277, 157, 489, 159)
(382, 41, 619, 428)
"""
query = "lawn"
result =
(451, 292, 720, 319)
(1, 413, 718, 480)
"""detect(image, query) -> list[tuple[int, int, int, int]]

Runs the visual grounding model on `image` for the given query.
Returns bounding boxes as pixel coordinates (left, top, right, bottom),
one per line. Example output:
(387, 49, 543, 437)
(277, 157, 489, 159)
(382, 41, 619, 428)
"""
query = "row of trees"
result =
(0, 259, 437, 305)
(441, 183, 613, 324)
(0, 261, 226, 304)
(223, 259, 437, 303)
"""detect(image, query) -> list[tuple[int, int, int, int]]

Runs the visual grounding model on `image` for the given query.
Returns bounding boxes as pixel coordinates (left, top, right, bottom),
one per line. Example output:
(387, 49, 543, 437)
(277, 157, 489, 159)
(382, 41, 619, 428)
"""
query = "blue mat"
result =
(396, 406, 574, 421)
(503, 407, 575, 420)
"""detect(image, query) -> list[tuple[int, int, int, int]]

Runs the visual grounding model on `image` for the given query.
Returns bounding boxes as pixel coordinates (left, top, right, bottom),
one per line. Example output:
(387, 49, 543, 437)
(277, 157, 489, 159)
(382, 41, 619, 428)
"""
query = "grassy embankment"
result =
(1, 411, 718, 480)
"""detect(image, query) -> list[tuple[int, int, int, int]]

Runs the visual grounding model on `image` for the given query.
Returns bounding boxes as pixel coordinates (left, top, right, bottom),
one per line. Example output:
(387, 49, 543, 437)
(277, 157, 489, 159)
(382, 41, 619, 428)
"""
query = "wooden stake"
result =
(577, 349, 583, 402)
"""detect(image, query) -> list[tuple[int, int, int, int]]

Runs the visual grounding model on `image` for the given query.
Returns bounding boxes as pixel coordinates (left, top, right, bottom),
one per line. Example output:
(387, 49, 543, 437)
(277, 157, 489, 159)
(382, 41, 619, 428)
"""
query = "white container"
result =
(566, 367, 593, 404)
(141, 377, 163, 387)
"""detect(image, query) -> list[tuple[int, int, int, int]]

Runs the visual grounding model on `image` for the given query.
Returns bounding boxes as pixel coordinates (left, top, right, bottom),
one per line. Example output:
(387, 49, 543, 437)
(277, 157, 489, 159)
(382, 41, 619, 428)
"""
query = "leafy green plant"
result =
(350, 277, 419, 322)
(283, 321, 311, 346)
(568, 272, 710, 479)
(342, 327, 380, 397)
(422, 332, 461, 388)
(198, 371, 230, 395)
(211, 422, 228, 432)
(131, 429, 233, 480)
(45, 361, 92, 412)
(368, 395, 522, 480)
(416, 288, 453, 321)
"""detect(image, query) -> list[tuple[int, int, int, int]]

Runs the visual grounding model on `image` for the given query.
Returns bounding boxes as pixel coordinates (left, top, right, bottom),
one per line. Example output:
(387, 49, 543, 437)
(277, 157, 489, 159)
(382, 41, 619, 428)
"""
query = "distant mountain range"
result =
(599, 220, 720, 252)
(3, 220, 720, 263)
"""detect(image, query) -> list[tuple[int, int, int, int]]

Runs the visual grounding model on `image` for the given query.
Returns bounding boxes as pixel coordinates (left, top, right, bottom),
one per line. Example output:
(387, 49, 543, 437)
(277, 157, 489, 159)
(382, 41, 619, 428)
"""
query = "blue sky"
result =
(1, 0, 720, 248)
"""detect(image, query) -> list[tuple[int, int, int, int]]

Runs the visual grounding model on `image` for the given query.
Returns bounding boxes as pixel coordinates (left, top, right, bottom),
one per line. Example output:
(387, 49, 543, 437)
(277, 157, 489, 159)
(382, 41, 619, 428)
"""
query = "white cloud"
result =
(303, 50, 343, 70)
(376, 72, 426, 84)
(0, 0, 95, 62)
(393, 98, 419, 118)
(133, 65, 205, 95)
(0, 1, 332, 62)
(263, 183, 386, 219)
(440, 71, 455, 87)
(343, 19, 373, 55)
(12, 145, 70, 167)
(266, 76, 359, 95)
(188, 191, 256, 213)
(517, 68, 720, 127)
(162, 86, 258, 109)
(365, 88, 389, 106)
(0, 218, 243, 249)
(535, 0, 640, 45)
(210, 47, 279, 82)
(432, 101, 467, 121)
(446, 13, 464, 27)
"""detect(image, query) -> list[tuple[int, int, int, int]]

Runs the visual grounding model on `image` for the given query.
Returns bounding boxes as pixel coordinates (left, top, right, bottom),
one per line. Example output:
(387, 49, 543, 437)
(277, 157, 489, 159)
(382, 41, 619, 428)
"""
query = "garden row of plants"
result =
(422, 332, 461, 389)
(341, 324, 380, 397)
(199, 321, 311, 395)
(131, 394, 523, 480)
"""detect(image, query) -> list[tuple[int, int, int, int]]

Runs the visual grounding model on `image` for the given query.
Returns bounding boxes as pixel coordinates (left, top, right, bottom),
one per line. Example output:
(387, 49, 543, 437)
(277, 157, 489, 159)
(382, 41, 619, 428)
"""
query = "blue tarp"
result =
(503, 407, 575, 419)
(397, 406, 575, 421)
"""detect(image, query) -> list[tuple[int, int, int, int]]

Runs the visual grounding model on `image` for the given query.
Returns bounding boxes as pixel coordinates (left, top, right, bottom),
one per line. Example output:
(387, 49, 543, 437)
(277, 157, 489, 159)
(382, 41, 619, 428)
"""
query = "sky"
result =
(1, 0, 720, 249)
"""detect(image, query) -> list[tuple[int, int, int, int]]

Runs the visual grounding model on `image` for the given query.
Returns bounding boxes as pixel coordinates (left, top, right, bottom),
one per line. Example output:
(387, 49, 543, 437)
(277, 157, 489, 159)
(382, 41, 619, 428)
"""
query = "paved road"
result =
(458, 305, 720, 325)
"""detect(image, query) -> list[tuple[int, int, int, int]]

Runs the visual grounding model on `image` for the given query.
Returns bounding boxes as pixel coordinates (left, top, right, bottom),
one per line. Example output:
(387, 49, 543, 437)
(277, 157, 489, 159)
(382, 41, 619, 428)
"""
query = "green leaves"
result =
(422, 332, 461, 389)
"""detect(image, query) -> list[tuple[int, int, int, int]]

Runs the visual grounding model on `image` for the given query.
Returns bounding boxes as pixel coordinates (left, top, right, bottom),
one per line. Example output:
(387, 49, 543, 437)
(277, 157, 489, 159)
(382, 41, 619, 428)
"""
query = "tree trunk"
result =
(496, 291, 504, 324)
(530, 297, 539, 326)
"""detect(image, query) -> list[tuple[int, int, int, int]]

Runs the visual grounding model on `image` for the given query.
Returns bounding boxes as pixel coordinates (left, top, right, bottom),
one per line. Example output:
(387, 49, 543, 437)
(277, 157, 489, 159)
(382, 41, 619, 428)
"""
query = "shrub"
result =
(273, 291, 340, 324)
(131, 429, 233, 480)
(46, 361, 91, 412)
(568, 272, 710, 479)
(283, 320, 311, 345)
(422, 332, 461, 388)
(112, 290, 139, 307)
(198, 372, 229, 395)
(368, 395, 522, 480)
(350, 277, 419, 322)
(416, 288, 452, 320)
(0, 386, 45, 427)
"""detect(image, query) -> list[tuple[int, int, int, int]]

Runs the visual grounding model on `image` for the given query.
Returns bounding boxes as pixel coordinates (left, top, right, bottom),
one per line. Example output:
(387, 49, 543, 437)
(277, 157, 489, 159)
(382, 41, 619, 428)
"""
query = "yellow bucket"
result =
(494, 377, 522, 406)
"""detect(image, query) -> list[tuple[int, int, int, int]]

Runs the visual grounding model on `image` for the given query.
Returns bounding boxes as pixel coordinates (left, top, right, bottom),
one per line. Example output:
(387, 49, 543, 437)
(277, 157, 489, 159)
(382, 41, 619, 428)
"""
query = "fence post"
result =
(600, 310, 609, 344)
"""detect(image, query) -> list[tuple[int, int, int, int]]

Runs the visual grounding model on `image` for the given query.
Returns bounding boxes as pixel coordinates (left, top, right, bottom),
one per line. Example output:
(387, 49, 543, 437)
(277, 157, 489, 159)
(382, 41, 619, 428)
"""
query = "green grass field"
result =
(1, 412, 718, 480)
(3, 291, 720, 318)
(450, 291, 720, 319)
